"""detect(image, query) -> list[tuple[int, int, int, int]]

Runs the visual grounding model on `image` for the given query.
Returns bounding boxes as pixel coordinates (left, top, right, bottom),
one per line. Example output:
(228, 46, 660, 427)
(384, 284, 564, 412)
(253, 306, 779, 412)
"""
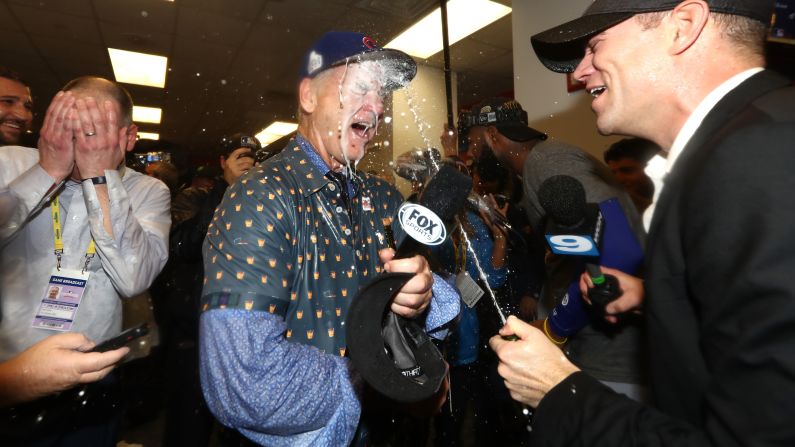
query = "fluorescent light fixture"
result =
(255, 121, 298, 146)
(137, 132, 160, 140)
(108, 48, 168, 88)
(133, 106, 162, 124)
(386, 0, 511, 59)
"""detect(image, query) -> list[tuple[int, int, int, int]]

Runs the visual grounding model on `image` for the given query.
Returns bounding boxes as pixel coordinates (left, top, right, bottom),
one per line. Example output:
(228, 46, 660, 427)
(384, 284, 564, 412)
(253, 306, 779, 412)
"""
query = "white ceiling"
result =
(2, 0, 514, 157)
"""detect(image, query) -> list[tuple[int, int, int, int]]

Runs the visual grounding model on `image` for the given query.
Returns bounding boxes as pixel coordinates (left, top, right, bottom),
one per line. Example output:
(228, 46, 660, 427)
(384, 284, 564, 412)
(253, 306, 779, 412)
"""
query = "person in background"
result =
(492, 1, 795, 445)
(188, 164, 221, 191)
(145, 160, 180, 197)
(0, 67, 33, 146)
(431, 167, 510, 446)
(170, 134, 259, 227)
(603, 137, 659, 213)
(152, 133, 261, 447)
(465, 98, 648, 404)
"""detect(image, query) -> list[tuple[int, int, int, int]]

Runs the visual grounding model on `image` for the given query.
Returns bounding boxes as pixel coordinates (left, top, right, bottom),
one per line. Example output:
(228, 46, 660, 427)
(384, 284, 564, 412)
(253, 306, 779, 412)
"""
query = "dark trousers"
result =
(162, 341, 215, 447)
(0, 374, 123, 447)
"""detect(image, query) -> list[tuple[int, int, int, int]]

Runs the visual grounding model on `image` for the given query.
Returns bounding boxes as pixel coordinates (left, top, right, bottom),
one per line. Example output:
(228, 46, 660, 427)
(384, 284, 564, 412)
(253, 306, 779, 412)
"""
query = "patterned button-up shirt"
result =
(202, 134, 406, 354)
(199, 135, 459, 446)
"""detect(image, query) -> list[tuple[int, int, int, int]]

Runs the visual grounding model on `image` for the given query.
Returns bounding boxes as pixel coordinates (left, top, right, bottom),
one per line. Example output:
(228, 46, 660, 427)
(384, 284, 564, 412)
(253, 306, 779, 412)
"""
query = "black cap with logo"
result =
(460, 98, 548, 143)
(219, 133, 261, 160)
(531, 0, 775, 73)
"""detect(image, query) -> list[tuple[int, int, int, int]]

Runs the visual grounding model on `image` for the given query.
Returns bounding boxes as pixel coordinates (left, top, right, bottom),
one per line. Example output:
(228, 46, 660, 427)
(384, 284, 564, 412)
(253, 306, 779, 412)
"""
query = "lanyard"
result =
(51, 195, 96, 272)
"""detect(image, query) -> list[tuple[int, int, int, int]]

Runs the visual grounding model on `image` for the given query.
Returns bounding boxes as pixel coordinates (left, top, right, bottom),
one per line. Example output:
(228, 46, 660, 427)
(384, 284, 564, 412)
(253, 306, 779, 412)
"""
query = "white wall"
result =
(512, 1, 622, 156)
(390, 64, 457, 198)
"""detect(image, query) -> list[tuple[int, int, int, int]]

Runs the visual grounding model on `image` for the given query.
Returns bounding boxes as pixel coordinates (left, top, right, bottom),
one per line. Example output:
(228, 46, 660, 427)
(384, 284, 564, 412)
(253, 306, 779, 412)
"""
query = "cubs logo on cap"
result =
(299, 31, 418, 91)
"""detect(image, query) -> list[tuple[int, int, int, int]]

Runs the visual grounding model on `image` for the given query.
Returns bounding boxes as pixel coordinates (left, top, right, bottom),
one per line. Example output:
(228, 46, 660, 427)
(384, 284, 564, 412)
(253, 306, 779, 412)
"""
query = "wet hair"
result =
(62, 76, 134, 126)
(604, 138, 660, 164)
(0, 66, 29, 87)
(635, 11, 767, 58)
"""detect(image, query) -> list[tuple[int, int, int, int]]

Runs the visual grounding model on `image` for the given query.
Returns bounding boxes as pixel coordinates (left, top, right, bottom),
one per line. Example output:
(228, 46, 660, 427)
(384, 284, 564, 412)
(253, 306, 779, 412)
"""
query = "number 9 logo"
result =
(547, 235, 597, 254)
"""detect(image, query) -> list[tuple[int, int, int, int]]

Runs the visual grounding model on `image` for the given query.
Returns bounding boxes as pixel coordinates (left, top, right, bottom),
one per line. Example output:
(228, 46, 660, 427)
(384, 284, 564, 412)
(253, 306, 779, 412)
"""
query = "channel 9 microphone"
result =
(538, 175, 644, 336)
(346, 163, 472, 402)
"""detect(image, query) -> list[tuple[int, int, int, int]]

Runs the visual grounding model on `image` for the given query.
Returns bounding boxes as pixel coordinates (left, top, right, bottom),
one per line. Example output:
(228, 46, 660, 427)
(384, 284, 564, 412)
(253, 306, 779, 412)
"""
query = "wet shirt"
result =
(202, 135, 405, 355)
(199, 134, 459, 445)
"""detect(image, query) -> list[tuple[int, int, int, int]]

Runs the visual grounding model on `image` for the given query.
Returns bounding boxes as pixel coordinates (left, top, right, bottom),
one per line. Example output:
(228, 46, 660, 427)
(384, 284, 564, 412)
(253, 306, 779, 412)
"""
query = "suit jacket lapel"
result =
(647, 70, 790, 241)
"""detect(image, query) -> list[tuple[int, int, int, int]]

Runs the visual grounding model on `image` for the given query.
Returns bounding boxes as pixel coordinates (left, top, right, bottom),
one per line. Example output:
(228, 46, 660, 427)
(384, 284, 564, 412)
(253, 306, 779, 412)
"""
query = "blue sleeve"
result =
(199, 309, 361, 446)
(549, 198, 645, 337)
(465, 211, 507, 289)
(425, 272, 460, 339)
(548, 274, 590, 337)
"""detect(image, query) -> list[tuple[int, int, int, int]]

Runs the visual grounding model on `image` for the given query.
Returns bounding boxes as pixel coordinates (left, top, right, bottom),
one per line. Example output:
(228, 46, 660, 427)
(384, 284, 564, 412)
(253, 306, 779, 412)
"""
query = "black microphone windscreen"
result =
(417, 164, 473, 222)
(539, 175, 586, 227)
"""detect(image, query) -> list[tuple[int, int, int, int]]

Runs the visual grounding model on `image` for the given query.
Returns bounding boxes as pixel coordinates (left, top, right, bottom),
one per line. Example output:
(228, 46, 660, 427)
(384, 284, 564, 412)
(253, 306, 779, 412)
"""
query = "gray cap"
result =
(531, 0, 775, 73)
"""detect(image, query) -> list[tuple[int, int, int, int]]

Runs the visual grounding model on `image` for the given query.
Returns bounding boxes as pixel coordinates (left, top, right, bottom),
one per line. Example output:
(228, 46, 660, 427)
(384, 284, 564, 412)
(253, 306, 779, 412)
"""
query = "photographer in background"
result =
(151, 133, 261, 447)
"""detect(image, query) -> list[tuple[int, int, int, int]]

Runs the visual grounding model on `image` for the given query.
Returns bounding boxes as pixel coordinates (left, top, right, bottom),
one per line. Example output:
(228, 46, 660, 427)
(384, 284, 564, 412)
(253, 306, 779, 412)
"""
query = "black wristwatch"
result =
(88, 176, 107, 185)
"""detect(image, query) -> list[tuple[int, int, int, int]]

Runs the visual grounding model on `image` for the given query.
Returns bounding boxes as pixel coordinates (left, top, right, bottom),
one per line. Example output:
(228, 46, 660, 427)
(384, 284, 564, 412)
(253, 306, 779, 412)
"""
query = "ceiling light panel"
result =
(108, 48, 168, 88)
(133, 106, 162, 124)
(255, 121, 298, 146)
(386, 0, 511, 59)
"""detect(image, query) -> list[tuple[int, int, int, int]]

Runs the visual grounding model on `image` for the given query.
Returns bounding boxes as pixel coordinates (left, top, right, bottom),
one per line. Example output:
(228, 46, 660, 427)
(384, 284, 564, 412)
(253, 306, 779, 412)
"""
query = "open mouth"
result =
(0, 121, 23, 131)
(350, 109, 379, 140)
(588, 86, 607, 98)
(351, 121, 374, 139)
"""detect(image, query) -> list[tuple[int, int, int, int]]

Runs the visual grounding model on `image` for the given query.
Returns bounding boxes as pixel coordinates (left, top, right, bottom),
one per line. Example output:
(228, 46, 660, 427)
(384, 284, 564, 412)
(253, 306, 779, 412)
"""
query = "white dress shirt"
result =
(643, 67, 764, 231)
(0, 145, 170, 361)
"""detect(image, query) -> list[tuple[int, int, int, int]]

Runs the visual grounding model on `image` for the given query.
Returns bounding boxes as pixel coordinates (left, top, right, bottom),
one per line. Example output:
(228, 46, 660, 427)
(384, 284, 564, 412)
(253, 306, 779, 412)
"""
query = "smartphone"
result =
(89, 323, 150, 353)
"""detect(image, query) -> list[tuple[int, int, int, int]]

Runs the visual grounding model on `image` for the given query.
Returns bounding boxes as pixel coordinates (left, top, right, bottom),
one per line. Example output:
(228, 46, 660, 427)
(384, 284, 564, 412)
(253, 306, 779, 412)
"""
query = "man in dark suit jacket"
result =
(490, 0, 795, 445)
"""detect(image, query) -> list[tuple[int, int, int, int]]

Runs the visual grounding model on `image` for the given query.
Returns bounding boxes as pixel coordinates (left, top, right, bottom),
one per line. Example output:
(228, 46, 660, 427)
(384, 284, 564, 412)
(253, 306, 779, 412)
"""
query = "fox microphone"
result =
(346, 163, 471, 403)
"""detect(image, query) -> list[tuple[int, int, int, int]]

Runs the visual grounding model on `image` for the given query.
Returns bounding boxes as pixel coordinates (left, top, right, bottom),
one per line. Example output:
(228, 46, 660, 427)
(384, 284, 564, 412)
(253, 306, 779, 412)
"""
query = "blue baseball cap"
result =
(299, 31, 417, 91)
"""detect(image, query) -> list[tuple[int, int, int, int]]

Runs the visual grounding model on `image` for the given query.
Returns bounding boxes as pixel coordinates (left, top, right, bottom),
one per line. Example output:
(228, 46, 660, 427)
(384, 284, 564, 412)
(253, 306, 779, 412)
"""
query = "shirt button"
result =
(344, 228, 351, 236)
(328, 183, 336, 191)
(336, 206, 344, 213)
(356, 250, 362, 257)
